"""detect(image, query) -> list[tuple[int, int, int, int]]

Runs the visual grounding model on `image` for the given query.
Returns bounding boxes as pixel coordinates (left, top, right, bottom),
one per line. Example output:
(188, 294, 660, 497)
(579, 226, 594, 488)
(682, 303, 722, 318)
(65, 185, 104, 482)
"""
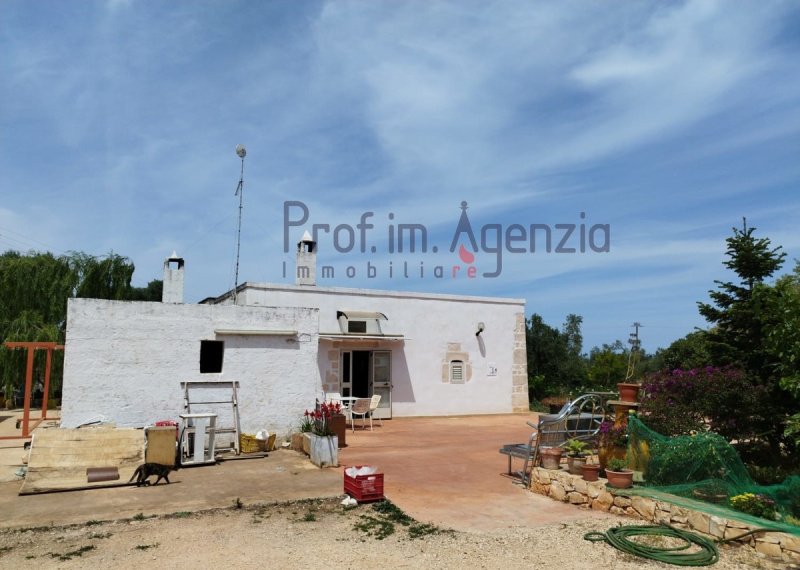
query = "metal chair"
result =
(368, 394, 383, 427)
(349, 398, 373, 431)
(499, 393, 607, 487)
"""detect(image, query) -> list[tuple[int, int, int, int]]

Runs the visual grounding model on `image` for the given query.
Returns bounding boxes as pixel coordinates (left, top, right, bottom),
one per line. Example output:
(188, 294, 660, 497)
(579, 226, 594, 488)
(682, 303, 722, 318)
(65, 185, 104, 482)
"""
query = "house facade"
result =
(61, 242, 528, 437)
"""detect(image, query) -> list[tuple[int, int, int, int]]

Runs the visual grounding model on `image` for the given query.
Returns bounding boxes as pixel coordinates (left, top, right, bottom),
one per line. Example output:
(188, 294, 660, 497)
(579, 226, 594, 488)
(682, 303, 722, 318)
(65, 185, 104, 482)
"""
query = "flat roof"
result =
(208, 281, 525, 307)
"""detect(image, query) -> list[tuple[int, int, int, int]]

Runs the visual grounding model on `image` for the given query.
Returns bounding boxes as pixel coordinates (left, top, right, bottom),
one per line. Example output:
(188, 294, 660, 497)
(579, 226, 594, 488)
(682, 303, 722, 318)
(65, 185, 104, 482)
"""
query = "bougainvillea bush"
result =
(639, 366, 768, 443)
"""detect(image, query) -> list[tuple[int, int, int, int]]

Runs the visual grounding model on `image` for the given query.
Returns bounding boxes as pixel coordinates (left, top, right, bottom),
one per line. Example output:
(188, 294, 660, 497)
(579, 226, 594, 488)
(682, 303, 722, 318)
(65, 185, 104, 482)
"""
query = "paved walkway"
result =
(339, 414, 614, 532)
(0, 411, 612, 532)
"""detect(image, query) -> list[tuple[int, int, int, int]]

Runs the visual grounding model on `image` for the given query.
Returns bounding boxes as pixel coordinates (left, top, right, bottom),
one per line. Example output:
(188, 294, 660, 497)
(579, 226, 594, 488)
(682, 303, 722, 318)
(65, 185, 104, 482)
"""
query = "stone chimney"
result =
(296, 231, 316, 286)
(162, 251, 185, 303)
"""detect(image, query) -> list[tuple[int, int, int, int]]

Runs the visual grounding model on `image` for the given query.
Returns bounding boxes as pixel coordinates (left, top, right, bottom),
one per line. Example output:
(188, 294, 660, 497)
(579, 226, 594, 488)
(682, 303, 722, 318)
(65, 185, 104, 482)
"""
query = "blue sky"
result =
(2, 1, 799, 353)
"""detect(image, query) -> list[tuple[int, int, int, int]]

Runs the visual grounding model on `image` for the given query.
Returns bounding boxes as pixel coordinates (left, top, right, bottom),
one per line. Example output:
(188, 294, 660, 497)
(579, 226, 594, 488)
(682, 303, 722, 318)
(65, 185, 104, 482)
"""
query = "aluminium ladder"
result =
(181, 381, 241, 456)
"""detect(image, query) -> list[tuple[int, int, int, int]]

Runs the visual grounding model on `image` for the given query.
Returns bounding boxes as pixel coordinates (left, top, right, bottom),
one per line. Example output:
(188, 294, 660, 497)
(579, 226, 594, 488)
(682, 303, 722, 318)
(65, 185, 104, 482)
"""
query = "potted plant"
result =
(605, 456, 634, 489)
(304, 402, 340, 467)
(598, 420, 628, 471)
(539, 446, 563, 470)
(581, 460, 601, 482)
(617, 382, 641, 403)
(564, 439, 589, 475)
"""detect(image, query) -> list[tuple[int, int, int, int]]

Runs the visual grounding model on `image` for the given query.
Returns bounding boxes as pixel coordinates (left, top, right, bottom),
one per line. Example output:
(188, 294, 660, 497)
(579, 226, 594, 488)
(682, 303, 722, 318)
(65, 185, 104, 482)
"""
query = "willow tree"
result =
(0, 250, 146, 400)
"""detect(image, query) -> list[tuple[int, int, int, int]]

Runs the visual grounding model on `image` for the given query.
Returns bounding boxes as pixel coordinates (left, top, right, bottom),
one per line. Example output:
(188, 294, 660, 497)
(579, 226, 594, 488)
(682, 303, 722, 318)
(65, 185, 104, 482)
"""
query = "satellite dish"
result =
(236, 144, 247, 158)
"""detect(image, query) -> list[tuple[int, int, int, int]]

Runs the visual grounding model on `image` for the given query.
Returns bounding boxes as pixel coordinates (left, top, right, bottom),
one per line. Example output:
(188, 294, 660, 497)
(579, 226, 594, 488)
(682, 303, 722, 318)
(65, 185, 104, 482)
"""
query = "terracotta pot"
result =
(617, 383, 641, 403)
(540, 447, 563, 470)
(567, 455, 586, 475)
(605, 469, 633, 489)
(581, 464, 601, 482)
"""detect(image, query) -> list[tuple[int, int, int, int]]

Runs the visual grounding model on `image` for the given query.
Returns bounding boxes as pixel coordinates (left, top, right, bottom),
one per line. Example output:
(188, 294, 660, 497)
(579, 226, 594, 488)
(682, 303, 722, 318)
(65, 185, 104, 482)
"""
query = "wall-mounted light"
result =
(476, 322, 485, 336)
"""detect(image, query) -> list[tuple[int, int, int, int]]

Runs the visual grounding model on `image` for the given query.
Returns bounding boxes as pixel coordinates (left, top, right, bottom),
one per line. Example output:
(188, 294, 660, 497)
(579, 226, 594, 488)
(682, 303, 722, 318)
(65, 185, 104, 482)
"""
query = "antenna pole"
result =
(233, 146, 246, 303)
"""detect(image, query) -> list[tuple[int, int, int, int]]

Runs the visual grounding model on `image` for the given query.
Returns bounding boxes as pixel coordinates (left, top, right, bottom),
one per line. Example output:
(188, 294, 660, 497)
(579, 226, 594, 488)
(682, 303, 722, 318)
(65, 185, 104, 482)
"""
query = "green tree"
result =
(525, 313, 587, 401)
(697, 219, 790, 459)
(650, 330, 713, 371)
(757, 261, 800, 446)
(0, 249, 161, 400)
(698, 218, 785, 375)
(586, 340, 628, 388)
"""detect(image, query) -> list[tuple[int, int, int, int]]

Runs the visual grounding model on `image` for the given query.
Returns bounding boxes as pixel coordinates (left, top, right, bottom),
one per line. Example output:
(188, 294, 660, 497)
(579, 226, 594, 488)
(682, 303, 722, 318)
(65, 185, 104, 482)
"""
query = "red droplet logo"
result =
(458, 244, 475, 264)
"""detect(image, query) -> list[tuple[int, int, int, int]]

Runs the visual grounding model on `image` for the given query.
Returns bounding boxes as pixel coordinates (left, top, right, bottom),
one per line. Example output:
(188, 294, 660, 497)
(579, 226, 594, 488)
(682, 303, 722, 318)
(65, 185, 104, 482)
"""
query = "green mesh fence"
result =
(626, 415, 800, 535)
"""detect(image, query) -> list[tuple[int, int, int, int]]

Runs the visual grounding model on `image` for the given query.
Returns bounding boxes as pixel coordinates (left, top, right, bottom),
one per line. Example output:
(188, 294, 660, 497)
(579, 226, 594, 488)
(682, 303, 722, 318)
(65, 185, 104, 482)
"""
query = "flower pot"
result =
(617, 383, 641, 403)
(567, 455, 587, 475)
(605, 469, 633, 489)
(581, 464, 601, 482)
(308, 434, 338, 468)
(302, 432, 312, 455)
(290, 432, 306, 452)
(329, 413, 347, 448)
(540, 447, 563, 470)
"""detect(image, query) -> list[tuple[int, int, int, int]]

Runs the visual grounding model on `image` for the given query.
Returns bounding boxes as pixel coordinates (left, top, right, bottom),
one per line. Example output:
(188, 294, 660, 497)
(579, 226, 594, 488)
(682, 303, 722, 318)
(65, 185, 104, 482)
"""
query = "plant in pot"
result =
(305, 402, 341, 468)
(605, 456, 634, 489)
(564, 439, 589, 475)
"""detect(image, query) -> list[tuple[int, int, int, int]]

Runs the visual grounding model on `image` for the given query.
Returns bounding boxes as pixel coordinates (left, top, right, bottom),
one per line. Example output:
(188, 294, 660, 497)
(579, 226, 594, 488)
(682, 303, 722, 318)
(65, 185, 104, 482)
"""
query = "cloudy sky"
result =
(2, 1, 799, 352)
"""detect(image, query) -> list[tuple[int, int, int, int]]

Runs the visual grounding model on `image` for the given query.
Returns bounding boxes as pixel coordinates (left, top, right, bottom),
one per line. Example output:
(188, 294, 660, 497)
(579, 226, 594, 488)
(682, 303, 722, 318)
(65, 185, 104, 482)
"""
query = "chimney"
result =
(162, 251, 185, 303)
(295, 231, 316, 286)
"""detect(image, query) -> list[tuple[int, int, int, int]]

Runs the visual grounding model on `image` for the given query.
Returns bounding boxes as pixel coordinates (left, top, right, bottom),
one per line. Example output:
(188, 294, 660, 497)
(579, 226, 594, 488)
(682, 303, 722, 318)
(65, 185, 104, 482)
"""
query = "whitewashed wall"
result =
(61, 299, 320, 437)
(235, 284, 527, 416)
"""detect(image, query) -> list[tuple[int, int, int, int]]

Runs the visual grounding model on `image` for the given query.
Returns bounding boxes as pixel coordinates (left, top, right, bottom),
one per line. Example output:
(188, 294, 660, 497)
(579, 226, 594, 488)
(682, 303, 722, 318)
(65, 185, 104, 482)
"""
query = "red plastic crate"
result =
(344, 466, 384, 502)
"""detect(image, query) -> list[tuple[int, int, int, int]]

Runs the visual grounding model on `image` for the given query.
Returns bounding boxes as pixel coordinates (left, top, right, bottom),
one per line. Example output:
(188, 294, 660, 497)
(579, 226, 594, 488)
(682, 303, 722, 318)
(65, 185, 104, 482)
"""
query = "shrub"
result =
(639, 366, 768, 442)
(729, 493, 777, 520)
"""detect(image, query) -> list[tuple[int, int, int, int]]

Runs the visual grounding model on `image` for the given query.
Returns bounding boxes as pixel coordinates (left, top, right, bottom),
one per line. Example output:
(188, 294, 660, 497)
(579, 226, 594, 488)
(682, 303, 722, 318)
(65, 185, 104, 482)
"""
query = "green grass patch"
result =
(50, 545, 95, 561)
(134, 543, 160, 551)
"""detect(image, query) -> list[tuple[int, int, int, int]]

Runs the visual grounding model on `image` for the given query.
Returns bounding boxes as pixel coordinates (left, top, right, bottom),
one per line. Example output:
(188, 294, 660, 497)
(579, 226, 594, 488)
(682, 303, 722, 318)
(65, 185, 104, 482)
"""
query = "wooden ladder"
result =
(181, 381, 241, 455)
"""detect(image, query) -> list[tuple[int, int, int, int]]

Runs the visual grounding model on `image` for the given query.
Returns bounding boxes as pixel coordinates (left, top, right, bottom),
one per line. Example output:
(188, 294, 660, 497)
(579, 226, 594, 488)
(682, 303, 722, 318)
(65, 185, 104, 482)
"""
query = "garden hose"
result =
(584, 524, 720, 566)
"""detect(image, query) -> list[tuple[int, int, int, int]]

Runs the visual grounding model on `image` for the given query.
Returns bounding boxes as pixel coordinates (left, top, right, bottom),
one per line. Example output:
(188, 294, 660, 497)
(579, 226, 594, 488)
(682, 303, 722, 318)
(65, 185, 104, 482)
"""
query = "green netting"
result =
(626, 415, 800, 534)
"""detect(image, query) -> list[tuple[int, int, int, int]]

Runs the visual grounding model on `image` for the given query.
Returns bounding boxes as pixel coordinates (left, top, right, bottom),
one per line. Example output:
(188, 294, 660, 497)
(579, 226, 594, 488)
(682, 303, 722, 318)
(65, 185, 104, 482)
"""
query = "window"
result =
(347, 320, 367, 333)
(200, 340, 224, 373)
(450, 360, 465, 384)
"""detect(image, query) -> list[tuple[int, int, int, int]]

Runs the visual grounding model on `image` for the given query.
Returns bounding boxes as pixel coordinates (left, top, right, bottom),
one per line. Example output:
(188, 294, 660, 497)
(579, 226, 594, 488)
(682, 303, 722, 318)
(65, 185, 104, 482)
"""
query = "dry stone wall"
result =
(529, 466, 800, 564)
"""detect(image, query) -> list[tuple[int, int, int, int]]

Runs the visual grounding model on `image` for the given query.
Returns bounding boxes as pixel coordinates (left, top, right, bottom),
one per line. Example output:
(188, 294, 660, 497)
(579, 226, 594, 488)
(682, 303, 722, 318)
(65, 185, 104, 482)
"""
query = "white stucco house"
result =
(61, 239, 528, 438)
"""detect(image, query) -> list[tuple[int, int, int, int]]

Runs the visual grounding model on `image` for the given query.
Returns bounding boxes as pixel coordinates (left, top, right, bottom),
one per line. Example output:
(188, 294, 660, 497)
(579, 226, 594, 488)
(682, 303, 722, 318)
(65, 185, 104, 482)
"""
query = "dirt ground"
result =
(0, 497, 792, 569)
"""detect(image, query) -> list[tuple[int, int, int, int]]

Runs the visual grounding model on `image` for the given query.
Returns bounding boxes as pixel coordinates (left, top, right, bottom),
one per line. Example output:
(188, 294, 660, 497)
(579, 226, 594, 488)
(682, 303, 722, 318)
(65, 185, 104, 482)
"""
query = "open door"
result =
(371, 350, 391, 419)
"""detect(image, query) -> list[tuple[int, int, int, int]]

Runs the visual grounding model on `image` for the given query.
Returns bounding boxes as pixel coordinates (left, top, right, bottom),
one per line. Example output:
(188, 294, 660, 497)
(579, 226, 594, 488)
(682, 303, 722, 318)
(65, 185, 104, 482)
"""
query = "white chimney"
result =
(162, 251, 185, 303)
(296, 231, 316, 286)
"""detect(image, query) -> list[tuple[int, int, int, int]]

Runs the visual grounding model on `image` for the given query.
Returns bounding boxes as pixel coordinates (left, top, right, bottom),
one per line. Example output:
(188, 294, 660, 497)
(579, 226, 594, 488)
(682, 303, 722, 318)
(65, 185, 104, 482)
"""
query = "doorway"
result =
(341, 349, 391, 419)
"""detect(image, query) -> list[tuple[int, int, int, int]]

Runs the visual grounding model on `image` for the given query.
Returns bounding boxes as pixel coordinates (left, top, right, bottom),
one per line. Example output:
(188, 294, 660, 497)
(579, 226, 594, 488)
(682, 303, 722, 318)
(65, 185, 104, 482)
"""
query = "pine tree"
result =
(697, 218, 785, 378)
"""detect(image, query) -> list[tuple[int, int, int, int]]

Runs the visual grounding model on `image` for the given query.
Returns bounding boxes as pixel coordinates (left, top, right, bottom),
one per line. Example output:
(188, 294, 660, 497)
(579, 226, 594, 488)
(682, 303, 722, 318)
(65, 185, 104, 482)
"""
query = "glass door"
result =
(371, 350, 391, 419)
(341, 351, 352, 397)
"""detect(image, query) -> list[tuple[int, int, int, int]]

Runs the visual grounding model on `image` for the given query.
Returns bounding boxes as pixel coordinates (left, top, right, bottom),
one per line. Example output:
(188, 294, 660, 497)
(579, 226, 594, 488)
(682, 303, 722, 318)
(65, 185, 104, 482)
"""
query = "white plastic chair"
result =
(369, 394, 383, 427)
(349, 398, 372, 432)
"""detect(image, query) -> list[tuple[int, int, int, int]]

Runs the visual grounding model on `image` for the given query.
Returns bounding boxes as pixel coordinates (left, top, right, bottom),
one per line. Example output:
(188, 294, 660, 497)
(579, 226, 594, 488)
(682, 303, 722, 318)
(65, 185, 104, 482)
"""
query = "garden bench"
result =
(500, 392, 607, 487)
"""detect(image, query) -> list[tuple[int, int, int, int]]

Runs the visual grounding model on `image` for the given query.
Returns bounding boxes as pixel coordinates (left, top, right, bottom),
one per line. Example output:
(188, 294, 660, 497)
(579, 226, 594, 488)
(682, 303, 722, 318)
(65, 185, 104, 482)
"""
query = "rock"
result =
(612, 496, 631, 508)
(573, 478, 587, 495)
(754, 540, 782, 559)
(549, 481, 566, 502)
(780, 534, 800, 554)
(631, 496, 656, 520)
(567, 492, 586, 505)
(609, 506, 626, 515)
(708, 516, 726, 539)
(687, 510, 710, 534)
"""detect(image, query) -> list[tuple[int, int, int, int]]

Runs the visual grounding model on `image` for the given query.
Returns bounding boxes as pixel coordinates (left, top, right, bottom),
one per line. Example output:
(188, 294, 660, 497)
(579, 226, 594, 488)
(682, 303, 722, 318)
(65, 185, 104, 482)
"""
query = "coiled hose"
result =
(584, 525, 720, 566)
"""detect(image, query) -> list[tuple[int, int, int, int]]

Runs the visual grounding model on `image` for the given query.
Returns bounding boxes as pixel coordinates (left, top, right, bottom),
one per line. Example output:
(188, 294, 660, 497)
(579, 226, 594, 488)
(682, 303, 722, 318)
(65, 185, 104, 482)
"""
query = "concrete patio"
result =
(0, 412, 614, 531)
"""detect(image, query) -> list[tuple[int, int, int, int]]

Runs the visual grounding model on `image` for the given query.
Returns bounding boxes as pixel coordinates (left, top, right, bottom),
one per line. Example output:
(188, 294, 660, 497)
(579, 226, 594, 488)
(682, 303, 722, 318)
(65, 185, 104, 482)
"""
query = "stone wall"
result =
(529, 466, 800, 564)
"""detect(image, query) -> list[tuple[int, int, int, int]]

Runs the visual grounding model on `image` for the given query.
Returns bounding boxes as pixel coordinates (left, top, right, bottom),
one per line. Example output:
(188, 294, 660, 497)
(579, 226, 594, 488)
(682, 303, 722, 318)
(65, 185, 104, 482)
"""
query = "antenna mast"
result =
(233, 144, 247, 303)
